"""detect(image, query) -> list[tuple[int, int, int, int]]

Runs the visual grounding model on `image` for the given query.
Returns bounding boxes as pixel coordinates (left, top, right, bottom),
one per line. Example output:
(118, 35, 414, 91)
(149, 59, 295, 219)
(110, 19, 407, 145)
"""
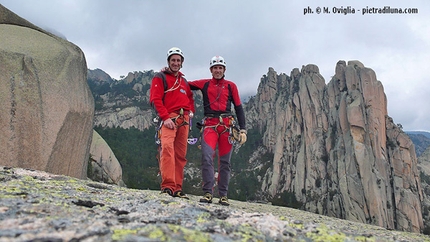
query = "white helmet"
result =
(210, 55, 226, 68)
(167, 47, 184, 60)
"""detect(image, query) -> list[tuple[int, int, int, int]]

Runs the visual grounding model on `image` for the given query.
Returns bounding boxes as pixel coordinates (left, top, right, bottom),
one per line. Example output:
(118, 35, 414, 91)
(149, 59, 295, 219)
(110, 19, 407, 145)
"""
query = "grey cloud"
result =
(1, 0, 429, 131)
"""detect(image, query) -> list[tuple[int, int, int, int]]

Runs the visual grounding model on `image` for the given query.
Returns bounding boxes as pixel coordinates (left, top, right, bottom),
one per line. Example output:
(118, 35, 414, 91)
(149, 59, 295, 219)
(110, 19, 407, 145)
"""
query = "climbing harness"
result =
(153, 109, 198, 146)
(199, 114, 243, 152)
(154, 109, 197, 177)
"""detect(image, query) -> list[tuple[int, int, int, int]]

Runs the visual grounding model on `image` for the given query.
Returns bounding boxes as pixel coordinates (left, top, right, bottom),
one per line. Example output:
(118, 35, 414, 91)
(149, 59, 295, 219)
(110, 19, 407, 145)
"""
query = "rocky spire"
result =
(247, 60, 423, 232)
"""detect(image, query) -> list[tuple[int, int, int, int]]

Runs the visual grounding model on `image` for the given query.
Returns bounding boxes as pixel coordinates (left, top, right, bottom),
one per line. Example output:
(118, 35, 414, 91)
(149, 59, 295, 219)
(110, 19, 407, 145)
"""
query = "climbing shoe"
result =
(160, 188, 173, 196)
(218, 196, 230, 206)
(173, 190, 189, 200)
(199, 192, 213, 203)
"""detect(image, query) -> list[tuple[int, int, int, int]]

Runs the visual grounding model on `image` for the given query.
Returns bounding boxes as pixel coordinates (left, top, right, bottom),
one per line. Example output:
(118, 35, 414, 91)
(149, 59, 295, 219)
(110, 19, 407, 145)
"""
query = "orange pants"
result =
(159, 113, 189, 193)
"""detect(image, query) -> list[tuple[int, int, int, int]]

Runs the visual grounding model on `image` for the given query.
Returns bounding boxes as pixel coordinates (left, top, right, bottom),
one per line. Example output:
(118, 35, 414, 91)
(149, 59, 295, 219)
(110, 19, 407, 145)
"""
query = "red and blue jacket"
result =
(189, 77, 246, 130)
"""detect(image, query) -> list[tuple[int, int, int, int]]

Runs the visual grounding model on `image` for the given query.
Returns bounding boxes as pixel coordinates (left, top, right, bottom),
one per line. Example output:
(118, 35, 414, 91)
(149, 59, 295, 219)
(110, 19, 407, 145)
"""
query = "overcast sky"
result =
(1, 0, 429, 132)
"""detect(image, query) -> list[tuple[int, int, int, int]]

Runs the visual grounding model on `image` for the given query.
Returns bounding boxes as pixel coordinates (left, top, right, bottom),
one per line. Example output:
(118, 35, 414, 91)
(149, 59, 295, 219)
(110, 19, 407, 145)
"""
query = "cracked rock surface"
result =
(0, 166, 429, 242)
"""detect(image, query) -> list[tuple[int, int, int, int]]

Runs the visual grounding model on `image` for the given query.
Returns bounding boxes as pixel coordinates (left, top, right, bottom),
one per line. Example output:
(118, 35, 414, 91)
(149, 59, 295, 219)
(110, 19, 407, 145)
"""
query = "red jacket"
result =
(150, 71, 195, 121)
(189, 77, 246, 130)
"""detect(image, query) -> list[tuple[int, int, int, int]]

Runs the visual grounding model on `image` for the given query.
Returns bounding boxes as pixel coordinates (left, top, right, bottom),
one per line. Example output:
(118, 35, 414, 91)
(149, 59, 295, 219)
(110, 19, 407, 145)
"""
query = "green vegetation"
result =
(386, 138, 398, 149)
(87, 154, 94, 179)
(94, 126, 160, 190)
(271, 191, 303, 209)
(420, 171, 430, 185)
(229, 170, 260, 201)
(230, 128, 263, 171)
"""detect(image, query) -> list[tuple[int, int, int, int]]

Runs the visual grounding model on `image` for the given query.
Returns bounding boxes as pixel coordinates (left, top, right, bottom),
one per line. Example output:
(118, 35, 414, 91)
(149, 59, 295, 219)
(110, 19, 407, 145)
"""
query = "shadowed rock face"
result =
(89, 130, 124, 186)
(0, 4, 94, 179)
(248, 60, 423, 232)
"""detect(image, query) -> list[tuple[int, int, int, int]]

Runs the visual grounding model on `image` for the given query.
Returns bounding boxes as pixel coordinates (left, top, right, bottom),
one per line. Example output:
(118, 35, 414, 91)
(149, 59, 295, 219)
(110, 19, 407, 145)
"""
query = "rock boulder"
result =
(89, 130, 124, 186)
(0, 4, 94, 179)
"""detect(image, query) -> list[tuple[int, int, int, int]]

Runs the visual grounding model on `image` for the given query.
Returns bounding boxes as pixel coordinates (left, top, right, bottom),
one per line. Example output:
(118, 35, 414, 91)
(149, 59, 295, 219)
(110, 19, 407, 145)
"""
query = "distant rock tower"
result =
(248, 61, 423, 232)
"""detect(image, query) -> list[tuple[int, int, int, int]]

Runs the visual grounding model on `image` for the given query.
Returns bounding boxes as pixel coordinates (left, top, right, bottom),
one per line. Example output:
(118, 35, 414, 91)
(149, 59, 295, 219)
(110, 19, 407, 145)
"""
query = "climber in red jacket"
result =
(189, 55, 247, 206)
(149, 47, 195, 199)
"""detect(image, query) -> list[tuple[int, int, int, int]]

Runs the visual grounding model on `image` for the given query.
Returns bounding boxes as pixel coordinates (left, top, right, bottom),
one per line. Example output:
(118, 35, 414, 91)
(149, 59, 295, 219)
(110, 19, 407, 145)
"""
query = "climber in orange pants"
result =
(149, 47, 195, 199)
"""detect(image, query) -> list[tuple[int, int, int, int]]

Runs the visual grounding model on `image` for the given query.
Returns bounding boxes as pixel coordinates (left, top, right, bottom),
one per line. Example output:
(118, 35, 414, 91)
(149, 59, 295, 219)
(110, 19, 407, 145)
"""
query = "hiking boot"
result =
(218, 196, 230, 206)
(173, 190, 189, 200)
(199, 192, 213, 203)
(160, 188, 173, 196)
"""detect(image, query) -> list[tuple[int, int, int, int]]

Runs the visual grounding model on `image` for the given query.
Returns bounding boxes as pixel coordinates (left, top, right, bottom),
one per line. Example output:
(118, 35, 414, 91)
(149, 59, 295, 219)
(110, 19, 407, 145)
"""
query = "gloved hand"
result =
(239, 129, 247, 145)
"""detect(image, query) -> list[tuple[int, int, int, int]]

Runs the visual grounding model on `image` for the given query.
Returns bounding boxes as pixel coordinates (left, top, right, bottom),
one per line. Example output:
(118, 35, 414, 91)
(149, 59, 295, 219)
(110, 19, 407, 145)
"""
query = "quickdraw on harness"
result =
(198, 114, 243, 152)
(187, 118, 199, 145)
